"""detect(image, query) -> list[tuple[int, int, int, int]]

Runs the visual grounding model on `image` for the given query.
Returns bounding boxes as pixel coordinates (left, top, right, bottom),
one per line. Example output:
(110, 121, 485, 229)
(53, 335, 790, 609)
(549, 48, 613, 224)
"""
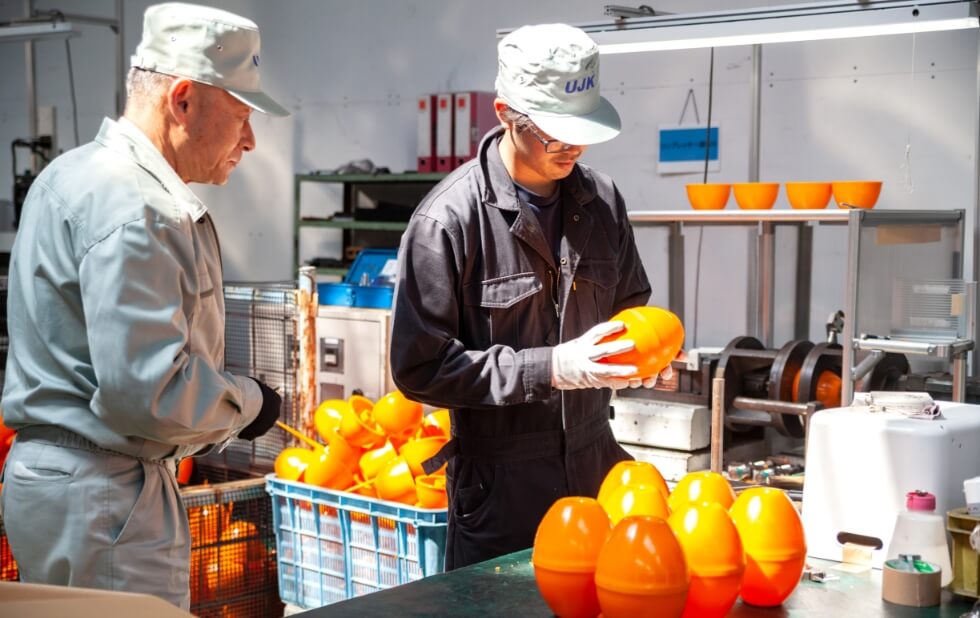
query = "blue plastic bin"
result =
(265, 474, 447, 609)
(318, 249, 398, 308)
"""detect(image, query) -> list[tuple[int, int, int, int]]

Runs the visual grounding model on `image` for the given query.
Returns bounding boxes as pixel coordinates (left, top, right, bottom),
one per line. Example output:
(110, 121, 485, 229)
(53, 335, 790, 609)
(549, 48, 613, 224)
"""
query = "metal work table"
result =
(297, 548, 976, 617)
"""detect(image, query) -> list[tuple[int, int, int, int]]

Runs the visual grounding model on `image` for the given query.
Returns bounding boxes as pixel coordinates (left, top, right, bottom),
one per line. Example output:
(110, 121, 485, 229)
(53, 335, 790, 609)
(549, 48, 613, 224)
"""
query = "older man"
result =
(0, 3, 287, 607)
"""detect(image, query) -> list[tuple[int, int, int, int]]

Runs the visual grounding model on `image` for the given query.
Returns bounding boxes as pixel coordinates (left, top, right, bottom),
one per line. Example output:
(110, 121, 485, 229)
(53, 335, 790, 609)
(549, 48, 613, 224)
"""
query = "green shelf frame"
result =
(293, 172, 445, 276)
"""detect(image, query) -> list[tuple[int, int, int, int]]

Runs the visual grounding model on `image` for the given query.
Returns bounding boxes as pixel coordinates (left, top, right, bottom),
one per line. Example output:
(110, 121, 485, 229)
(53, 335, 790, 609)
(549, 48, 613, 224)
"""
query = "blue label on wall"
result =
(660, 126, 718, 162)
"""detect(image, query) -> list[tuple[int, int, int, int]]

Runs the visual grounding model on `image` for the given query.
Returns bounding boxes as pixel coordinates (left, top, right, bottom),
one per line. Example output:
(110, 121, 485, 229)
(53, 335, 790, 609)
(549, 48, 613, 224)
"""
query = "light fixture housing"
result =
(0, 21, 76, 44)
(498, 1, 979, 53)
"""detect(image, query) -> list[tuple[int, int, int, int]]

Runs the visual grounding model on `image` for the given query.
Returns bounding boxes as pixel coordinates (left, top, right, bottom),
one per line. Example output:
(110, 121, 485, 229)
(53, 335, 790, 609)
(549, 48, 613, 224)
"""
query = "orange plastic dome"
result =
(415, 474, 448, 509)
(358, 442, 397, 481)
(785, 182, 832, 210)
(274, 447, 317, 481)
(595, 516, 690, 618)
(832, 180, 881, 209)
(322, 427, 362, 469)
(599, 483, 670, 527)
(733, 182, 779, 210)
(598, 460, 670, 505)
(686, 183, 731, 210)
(729, 487, 806, 607)
(532, 497, 611, 618)
(598, 306, 685, 379)
(417, 408, 451, 439)
(668, 471, 736, 511)
(349, 394, 374, 415)
(374, 456, 417, 505)
(400, 436, 449, 477)
(338, 400, 386, 449)
(313, 399, 347, 443)
(373, 390, 424, 440)
(668, 503, 745, 618)
(792, 369, 842, 410)
(304, 446, 354, 490)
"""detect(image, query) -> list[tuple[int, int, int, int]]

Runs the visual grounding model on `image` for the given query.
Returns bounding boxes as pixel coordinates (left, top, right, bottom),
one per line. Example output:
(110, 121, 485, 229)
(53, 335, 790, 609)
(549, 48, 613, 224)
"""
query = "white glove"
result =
(624, 362, 674, 390)
(552, 321, 637, 390)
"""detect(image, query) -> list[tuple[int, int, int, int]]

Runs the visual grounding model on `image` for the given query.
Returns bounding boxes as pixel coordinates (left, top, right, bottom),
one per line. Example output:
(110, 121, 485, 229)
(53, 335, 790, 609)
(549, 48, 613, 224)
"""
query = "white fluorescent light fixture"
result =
(564, 0, 979, 54)
(0, 21, 76, 44)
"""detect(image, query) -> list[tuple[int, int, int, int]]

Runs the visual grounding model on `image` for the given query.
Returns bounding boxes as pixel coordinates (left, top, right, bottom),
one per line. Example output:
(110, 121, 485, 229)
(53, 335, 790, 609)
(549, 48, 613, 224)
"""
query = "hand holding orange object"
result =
(598, 306, 684, 380)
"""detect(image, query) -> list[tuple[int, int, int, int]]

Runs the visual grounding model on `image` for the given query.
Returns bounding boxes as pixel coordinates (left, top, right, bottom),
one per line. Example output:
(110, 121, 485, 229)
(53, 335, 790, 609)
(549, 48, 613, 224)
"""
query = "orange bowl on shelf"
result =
(733, 182, 779, 210)
(832, 180, 882, 209)
(785, 182, 832, 210)
(686, 183, 731, 210)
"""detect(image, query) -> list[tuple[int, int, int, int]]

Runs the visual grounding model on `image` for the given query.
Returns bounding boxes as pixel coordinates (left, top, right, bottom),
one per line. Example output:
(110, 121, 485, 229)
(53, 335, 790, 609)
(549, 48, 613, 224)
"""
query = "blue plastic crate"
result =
(318, 249, 398, 308)
(265, 474, 447, 609)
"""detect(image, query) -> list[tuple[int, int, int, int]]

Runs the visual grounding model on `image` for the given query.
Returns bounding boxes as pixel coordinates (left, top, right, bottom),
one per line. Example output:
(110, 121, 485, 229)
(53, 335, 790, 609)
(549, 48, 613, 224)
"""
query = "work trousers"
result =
(0, 426, 190, 609)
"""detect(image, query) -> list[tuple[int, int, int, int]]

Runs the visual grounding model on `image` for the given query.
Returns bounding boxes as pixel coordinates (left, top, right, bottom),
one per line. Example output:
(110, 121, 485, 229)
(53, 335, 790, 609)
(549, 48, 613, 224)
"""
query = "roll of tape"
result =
(881, 559, 942, 607)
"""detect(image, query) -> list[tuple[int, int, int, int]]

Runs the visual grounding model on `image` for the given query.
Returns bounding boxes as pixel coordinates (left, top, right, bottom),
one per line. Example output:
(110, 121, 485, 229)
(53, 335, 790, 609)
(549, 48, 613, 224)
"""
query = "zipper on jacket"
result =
(549, 269, 560, 319)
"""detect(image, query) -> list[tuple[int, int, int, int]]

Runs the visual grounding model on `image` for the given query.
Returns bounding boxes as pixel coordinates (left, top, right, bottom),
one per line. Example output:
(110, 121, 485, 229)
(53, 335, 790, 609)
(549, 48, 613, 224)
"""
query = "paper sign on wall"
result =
(658, 124, 720, 174)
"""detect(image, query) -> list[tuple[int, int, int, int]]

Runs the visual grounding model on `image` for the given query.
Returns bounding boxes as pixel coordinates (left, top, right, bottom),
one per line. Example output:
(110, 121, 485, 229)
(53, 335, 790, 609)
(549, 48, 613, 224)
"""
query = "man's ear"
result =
(493, 97, 510, 128)
(168, 78, 194, 126)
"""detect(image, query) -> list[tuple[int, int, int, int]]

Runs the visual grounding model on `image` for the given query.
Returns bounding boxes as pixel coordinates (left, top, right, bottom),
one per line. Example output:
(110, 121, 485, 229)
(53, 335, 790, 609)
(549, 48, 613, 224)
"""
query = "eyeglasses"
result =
(525, 124, 576, 154)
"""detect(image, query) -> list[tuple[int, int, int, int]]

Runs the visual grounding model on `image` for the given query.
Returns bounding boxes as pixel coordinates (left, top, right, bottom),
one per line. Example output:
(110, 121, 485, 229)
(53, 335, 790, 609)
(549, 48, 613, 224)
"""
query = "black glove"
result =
(238, 378, 282, 441)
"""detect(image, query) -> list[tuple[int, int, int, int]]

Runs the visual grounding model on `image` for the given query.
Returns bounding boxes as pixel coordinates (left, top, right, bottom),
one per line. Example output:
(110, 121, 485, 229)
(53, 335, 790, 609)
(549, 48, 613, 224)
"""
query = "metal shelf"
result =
(293, 172, 445, 276)
(298, 219, 408, 232)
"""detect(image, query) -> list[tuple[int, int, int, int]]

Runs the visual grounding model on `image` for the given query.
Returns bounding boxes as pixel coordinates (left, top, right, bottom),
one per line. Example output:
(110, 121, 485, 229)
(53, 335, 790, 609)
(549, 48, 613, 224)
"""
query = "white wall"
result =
(1, 0, 977, 349)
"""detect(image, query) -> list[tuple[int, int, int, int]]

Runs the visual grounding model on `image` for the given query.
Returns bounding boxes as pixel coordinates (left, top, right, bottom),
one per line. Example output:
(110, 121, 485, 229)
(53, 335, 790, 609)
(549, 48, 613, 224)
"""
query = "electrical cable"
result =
(692, 47, 715, 349)
(65, 37, 80, 147)
(900, 33, 917, 194)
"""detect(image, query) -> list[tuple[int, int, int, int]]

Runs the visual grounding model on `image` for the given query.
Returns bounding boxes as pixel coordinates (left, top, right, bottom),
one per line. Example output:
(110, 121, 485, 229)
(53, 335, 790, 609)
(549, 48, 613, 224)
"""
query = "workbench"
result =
(296, 549, 976, 617)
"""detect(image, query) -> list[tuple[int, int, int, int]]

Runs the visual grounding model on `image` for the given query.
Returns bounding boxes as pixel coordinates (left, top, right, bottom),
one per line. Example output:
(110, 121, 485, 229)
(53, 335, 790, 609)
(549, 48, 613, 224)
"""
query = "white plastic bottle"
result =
(887, 490, 952, 587)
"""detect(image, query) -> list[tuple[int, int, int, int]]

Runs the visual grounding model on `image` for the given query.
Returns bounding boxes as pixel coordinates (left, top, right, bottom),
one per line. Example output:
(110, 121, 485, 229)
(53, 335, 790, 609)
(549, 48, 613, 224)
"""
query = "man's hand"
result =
(238, 378, 282, 441)
(622, 350, 685, 390)
(552, 321, 637, 390)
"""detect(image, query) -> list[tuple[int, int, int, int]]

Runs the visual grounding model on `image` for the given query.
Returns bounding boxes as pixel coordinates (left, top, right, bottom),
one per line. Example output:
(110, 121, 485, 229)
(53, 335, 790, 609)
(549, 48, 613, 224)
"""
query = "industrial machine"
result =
(611, 331, 908, 480)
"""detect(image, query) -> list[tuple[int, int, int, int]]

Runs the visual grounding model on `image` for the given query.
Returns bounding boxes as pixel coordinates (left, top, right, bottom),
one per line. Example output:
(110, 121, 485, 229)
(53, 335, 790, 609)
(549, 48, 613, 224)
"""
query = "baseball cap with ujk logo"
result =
(495, 23, 620, 146)
(131, 2, 289, 117)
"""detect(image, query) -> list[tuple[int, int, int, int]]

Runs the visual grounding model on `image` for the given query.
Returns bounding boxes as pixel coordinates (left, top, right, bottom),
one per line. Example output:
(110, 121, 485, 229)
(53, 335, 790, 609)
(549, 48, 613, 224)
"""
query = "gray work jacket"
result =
(391, 128, 650, 481)
(1, 117, 262, 460)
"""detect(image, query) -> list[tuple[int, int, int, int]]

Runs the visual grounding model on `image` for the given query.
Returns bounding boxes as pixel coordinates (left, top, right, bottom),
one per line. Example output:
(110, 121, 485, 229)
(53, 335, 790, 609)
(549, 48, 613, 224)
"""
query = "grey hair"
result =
(499, 106, 535, 133)
(124, 68, 176, 111)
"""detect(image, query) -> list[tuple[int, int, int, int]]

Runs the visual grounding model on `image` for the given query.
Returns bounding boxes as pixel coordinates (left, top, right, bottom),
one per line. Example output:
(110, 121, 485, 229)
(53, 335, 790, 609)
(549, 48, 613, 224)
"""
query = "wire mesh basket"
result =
(184, 463, 283, 618)
(0, 516, 18, 582)
(201, 282, 303, 474)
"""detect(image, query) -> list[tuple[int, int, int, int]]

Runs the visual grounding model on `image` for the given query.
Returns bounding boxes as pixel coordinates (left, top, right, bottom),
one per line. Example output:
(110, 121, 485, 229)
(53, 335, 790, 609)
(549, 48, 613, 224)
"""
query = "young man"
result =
(390, 23, 664, 570)
(1, 3, 288, 608)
